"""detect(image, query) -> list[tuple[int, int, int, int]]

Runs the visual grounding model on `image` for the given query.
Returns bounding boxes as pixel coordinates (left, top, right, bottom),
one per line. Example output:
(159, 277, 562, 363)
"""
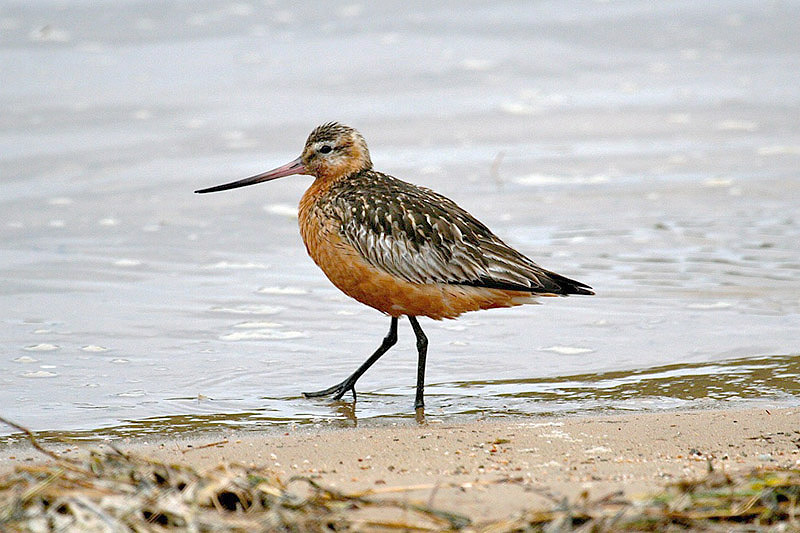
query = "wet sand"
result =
(4, 406, 798, 522)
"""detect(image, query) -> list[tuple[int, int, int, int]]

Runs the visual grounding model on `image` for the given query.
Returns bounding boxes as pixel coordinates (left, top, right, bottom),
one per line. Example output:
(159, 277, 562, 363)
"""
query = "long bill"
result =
(194, 156, 306, 194)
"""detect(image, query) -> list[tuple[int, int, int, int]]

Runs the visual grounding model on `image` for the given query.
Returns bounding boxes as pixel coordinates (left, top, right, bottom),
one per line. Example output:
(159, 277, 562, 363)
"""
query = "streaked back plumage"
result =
(314, 169, 593, 298)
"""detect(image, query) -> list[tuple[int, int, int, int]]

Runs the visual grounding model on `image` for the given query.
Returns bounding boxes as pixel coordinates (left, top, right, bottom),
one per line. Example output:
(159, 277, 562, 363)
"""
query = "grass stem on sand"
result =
(1, 416, 799, 531)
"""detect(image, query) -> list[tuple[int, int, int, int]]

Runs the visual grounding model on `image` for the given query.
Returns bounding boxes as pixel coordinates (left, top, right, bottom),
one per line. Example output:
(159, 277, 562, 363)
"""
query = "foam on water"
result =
(256, 286, 308, 295)
(264, 204, 299, 218)
(539, 346, 595, 356)
(23, 344, 59, 352)
(220, 330, 308, 341)
(209, 305, 284, 315)
(21, 371, 59, 379)
(204, 261, 270, 270)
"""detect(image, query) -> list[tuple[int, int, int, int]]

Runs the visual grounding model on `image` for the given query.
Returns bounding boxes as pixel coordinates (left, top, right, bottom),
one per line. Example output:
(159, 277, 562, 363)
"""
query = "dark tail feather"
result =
(543, 271, 594, 296)
(454, 271, 594, 296)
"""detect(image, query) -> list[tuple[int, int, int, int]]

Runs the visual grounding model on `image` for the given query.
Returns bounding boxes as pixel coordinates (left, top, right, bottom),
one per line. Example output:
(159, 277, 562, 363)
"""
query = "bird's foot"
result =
(302, 380, 357, 402)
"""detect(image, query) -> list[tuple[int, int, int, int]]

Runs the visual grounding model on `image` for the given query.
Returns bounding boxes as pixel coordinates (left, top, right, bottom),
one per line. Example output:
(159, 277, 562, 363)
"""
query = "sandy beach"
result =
(2, 1, 799, 527)
(4, 406, 798, 525)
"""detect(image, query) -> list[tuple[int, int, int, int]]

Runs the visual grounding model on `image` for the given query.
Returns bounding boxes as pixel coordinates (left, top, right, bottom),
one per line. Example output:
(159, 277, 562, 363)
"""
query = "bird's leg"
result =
(303, 317, 398, 402)
(408, 316, 428, 410)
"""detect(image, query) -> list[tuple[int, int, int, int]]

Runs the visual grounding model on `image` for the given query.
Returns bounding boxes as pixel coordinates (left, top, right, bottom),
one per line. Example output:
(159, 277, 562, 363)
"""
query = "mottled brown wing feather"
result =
(325, 171, 592, 296)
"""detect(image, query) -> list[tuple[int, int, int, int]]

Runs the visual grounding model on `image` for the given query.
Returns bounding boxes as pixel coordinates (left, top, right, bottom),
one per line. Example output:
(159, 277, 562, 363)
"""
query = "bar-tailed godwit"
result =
(196, 122, 593, 410)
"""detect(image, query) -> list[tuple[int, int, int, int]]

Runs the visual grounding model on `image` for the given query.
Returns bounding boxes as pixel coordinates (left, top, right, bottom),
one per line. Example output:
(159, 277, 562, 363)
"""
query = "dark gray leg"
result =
(408, 316, 428, 409)
(303, 317, 399, 402)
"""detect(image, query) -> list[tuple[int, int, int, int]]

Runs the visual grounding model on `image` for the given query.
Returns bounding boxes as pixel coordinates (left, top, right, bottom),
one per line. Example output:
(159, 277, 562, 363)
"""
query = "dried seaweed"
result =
(0, 446, 475, 532)
(1, 416, 799, 532)
(475, 469, 800, 532)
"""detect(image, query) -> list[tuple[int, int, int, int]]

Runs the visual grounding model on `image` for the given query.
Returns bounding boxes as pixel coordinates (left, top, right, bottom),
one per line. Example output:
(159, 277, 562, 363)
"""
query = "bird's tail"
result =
(541, 270, 594, 296)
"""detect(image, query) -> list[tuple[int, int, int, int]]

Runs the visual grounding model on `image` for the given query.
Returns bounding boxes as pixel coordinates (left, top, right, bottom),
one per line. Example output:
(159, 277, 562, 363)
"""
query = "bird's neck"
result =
(313, 164, 372, 192)
(298, 168, 370, 222)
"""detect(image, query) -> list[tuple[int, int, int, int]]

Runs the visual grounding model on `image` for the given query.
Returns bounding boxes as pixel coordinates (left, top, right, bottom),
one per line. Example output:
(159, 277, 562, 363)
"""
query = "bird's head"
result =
(194, 122, 371, 194)
(301, 122, 372, 180)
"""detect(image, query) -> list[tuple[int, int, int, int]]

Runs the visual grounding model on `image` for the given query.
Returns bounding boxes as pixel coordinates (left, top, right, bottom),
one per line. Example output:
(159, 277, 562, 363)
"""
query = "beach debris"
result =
(475, 468, 800, 531)
(0, 418, 469, 532)
(2, 417, 800, 531)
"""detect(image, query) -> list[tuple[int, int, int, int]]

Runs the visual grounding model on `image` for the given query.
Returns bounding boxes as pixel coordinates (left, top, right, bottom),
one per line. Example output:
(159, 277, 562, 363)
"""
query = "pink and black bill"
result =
(194, 157, 306, 194)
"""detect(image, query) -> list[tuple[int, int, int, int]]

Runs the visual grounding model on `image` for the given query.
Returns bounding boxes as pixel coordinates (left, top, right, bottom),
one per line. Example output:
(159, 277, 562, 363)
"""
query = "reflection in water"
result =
(475, 353, 800, 402)
(2, 353, 796, 444)
(330, 402, 358, 426)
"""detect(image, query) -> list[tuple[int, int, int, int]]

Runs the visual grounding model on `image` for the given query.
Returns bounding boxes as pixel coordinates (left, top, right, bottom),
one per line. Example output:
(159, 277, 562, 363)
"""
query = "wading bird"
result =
(196, 122, 593, 410)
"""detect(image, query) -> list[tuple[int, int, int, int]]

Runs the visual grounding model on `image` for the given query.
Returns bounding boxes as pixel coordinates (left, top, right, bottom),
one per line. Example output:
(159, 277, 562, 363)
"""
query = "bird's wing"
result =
(328, 173, 583, 294)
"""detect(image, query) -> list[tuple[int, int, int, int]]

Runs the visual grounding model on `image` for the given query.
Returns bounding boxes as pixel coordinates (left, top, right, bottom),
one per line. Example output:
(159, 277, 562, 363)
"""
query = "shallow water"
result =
(1, 0, 799, 440)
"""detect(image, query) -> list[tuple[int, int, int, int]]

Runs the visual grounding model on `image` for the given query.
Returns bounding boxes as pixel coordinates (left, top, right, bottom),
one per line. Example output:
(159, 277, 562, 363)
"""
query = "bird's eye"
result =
(319, 145, 333, 154)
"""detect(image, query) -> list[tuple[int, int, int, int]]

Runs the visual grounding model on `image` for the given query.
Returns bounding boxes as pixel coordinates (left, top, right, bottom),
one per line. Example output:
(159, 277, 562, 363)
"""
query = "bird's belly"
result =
(298, 207, 533, 320)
